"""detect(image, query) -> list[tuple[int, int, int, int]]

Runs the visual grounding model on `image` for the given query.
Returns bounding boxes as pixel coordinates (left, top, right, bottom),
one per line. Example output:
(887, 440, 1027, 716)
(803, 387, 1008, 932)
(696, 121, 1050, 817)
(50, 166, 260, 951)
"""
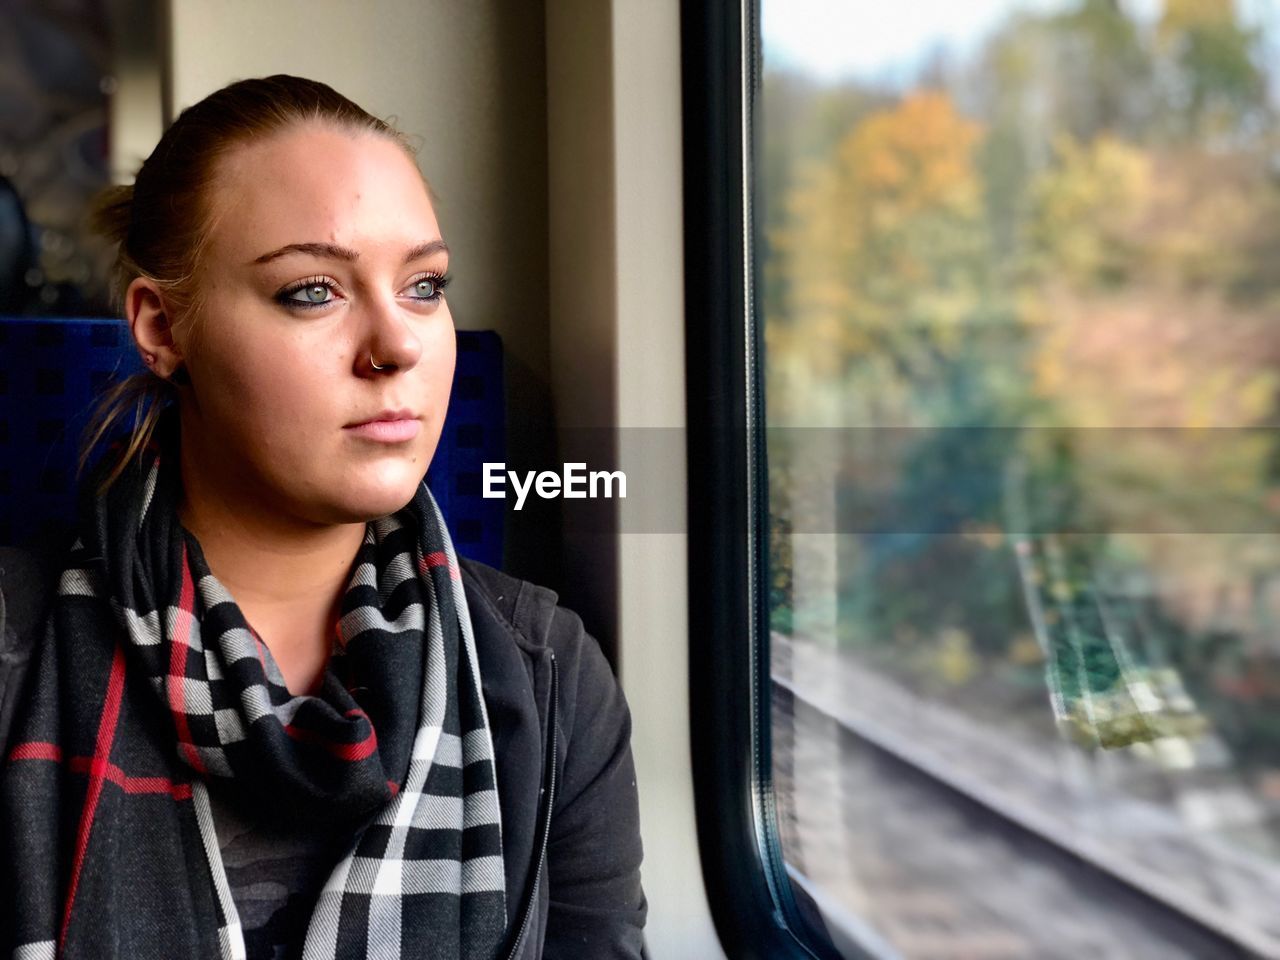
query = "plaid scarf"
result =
(2, 428, 507, 959)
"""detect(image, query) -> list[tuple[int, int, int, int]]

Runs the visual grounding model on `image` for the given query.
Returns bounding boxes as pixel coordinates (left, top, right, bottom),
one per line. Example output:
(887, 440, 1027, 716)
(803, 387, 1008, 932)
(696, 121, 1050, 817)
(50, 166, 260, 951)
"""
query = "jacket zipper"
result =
(506, 652, 559, 960)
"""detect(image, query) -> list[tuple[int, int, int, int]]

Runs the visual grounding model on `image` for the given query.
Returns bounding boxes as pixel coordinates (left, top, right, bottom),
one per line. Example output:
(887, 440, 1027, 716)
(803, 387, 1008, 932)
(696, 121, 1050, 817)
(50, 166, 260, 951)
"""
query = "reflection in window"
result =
(761, 1, 1280, 956)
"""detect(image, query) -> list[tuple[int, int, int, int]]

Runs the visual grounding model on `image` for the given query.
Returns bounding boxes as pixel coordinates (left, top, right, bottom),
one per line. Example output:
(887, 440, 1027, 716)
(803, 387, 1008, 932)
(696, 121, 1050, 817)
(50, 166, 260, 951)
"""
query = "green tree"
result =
(1156, 0, 1268, 141)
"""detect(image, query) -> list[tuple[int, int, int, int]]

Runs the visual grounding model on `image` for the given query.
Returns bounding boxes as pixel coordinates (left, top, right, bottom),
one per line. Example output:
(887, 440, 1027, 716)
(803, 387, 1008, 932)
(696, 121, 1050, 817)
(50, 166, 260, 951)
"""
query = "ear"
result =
(124, 276, 185, 379)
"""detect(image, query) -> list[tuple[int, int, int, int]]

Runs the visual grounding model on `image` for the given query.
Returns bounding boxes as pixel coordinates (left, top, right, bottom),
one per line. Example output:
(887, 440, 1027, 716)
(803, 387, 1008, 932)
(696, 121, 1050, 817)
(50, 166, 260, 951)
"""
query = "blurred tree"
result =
(760, 72, 890, 374)
(1156, 0, 1268, 141)
(757, 2, 1280, 791)
(968, 1, 1153, 154)
(768, 91, 995, 426)
(1025, 134, 1151, 288)
(1052, 0, 1155, 140)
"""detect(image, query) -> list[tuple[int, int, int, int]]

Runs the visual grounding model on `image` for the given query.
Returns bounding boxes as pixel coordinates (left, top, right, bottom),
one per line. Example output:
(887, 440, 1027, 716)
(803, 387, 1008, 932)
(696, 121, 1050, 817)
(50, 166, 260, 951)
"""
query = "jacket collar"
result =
(460, 556, 559, 655)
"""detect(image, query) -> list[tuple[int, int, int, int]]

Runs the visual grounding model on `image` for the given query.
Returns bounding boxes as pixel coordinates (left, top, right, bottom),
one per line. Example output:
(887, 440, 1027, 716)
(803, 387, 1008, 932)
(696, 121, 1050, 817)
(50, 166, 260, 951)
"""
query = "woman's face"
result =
(174, 124, 455, 525)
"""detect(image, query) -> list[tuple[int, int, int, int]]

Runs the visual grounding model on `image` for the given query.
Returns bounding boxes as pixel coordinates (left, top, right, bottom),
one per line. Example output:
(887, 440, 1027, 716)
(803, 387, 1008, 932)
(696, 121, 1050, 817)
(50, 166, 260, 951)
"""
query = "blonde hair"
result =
(84, 74, 415, 491)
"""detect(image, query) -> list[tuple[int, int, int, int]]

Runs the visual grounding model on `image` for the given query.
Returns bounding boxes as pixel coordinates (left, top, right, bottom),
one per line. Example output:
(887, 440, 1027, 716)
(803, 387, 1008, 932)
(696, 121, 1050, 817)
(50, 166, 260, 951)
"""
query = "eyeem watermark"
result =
(483, 463, 627, 511)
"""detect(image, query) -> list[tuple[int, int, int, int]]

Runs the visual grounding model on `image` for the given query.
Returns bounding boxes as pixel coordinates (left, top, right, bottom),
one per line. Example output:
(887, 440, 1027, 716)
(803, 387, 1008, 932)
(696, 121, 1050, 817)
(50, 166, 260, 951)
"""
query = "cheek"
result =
(420, 321, 458, 408)
(196, 323, 347, 439)
(410, 324, 457, 468)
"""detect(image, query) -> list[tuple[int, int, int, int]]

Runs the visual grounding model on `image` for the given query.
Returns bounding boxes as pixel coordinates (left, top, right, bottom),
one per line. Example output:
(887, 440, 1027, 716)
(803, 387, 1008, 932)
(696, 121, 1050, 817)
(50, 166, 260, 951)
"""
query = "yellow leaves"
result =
(833, 91, 984, 221)
(777, 90, 986, 274)
(1009, 633, 1045, 666)
(1158, 0, 1239, 40)
(935, 627, 977, 685)
(769, 91, 991, 417)
(1027, 136, 1273, 296)
(1032, 348, 1065, 397)
(1027, 135, 1151, 283)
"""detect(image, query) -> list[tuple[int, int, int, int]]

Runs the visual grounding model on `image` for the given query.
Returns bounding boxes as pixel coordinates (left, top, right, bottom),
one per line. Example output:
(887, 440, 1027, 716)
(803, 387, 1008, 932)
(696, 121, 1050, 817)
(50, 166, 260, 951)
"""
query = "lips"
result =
(344, 410, 422, 443)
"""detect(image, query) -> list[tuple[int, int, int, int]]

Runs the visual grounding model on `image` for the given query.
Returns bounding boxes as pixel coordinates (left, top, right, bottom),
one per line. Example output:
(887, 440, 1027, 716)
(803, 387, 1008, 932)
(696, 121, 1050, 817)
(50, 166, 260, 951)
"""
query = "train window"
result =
(689, 1, 1280, 958)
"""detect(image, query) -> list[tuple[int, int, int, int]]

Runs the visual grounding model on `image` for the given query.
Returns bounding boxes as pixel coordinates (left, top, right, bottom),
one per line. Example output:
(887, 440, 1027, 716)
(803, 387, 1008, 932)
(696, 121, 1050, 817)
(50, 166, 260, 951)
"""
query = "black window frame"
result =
(682, 2, 841, 957)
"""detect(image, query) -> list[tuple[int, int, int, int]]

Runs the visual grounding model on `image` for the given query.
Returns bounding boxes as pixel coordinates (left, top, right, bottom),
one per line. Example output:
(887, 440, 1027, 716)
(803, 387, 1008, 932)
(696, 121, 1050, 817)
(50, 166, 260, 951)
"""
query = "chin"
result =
(334, 482, 423, 522)
(299, 455, 434, 523)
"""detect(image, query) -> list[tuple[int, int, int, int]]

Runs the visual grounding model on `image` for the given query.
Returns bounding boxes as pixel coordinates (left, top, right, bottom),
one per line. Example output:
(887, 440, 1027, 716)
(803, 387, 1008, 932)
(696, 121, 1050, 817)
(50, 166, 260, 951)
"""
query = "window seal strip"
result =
(682, 1, 843, 956)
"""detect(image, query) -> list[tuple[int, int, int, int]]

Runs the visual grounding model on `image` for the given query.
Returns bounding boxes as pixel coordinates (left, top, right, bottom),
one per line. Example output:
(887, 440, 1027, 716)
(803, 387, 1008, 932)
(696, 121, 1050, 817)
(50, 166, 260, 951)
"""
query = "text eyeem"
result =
(482, 463, 627, 511)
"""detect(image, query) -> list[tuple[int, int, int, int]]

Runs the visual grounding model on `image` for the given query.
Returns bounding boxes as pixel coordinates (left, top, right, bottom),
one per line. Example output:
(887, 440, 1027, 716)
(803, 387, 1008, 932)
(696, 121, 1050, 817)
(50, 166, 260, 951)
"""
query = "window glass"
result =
(760, 1, 1280, 956)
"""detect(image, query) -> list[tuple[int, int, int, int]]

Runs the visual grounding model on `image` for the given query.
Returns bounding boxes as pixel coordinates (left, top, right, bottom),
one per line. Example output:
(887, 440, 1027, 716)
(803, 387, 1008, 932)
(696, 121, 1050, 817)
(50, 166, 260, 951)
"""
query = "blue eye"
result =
(277, 280, 337, 310)
(405, 273, 449, 302)
(276, 273, 448, 311)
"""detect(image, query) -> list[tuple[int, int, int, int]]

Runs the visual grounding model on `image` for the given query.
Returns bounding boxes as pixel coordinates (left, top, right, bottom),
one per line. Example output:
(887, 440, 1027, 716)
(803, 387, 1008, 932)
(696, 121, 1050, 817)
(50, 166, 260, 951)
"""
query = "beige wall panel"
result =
(547, 0, 724, 955)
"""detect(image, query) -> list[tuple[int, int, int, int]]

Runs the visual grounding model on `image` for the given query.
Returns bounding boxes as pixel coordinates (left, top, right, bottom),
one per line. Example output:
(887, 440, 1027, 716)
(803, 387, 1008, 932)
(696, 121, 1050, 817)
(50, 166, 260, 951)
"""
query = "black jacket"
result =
(0, 549, 647, 959)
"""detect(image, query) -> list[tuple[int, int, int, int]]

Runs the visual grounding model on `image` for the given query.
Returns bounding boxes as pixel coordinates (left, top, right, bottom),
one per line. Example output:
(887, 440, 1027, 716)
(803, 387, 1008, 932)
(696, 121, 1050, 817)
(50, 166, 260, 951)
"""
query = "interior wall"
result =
(546, 0, 725, 955)
(545, 0, 619, 650)
(164, 0, 556, 585)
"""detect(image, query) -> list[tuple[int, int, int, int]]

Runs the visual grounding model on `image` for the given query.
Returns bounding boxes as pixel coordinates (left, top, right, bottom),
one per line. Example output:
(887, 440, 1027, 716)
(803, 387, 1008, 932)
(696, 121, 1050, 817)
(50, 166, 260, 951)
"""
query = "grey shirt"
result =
(206, 780, 355, 960)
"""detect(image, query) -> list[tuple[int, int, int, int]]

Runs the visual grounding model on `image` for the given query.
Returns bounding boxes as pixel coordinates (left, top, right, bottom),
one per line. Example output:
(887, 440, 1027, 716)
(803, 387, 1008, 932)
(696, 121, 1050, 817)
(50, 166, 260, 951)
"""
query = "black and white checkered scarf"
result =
(1, 425, 507, 959)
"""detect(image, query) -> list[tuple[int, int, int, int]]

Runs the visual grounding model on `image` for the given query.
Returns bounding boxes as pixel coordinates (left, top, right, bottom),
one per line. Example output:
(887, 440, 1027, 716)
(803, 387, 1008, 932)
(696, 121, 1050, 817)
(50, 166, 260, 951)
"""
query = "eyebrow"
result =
(250, 239, 449, 266)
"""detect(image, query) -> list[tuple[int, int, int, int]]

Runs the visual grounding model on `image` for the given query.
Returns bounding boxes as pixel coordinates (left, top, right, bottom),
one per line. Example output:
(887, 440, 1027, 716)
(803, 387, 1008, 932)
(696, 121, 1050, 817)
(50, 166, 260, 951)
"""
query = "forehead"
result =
(208, 124, 440, 258)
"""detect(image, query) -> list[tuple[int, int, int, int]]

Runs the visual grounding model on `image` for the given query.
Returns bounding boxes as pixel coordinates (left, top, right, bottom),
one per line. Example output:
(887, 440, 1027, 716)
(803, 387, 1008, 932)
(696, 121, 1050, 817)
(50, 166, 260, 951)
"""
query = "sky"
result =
(761, 0, 1278, 90)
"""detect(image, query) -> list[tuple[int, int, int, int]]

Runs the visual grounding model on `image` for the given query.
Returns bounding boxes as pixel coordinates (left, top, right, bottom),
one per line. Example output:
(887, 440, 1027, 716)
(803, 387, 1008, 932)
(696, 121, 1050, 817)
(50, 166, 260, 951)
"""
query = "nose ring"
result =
(370, 353, 388, 371)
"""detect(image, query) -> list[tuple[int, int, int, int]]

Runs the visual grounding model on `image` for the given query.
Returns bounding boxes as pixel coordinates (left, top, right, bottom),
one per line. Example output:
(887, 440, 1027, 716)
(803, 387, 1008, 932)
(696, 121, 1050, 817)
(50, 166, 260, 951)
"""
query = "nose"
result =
(360, 292, 423, 375)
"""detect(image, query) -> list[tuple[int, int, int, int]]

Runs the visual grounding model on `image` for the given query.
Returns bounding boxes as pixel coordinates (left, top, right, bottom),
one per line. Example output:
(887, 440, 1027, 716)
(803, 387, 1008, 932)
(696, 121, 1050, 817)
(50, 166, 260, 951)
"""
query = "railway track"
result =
(770, 635, 1280, 960)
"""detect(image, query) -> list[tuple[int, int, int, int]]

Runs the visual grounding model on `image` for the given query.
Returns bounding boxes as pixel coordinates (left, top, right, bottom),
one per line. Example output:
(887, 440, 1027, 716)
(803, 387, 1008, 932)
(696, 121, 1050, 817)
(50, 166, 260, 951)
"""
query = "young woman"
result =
(0, 75, 645, 960)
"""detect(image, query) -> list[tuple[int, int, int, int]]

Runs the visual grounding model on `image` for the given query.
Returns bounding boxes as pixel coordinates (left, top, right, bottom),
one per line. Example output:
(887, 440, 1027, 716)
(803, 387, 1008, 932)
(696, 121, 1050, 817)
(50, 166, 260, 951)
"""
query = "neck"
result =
(179, 494, 365, 609)
(177, 435, 367, 695)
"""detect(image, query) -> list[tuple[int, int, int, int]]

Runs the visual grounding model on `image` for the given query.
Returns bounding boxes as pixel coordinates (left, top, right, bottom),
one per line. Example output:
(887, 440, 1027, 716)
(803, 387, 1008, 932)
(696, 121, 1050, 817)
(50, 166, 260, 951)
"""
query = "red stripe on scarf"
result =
(284, 708, 379, 761)
(67, 758, 195, 799)
(8, 742, 192, 799)
(420, 551, 460, 581)
(169, 551, 206, 775)
(60, 641, 127, 951)
(8, 741, 62, 762)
